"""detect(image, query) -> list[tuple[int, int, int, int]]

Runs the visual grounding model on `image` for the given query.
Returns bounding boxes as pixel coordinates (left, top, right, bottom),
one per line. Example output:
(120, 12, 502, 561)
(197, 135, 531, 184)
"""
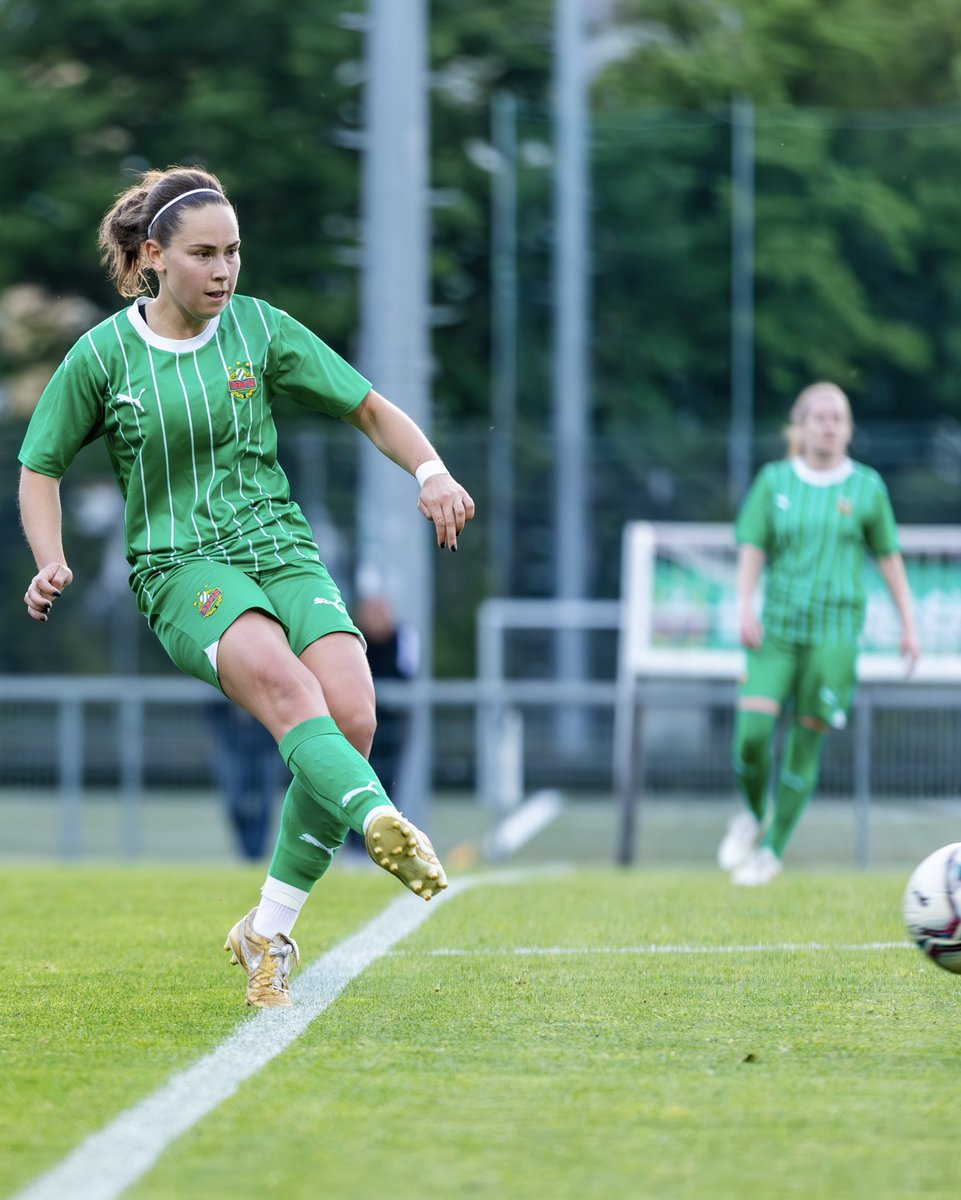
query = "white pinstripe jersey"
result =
(735, 456, 900, 645)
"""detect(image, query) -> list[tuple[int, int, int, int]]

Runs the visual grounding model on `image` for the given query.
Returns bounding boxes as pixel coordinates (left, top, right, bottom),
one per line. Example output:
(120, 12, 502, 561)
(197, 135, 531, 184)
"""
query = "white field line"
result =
(14, 878, 482, 1200)
(392, 940, 915, 957)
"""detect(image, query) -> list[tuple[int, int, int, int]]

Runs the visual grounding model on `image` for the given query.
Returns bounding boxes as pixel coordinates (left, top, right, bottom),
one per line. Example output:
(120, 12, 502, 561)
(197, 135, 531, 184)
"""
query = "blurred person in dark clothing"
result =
(343, 594, 419, 854)
(206, 702, 287, 860)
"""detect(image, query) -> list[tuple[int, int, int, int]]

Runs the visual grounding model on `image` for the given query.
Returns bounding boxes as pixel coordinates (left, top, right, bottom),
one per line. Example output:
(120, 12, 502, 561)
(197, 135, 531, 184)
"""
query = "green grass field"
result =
(2, 856, 958, 1200)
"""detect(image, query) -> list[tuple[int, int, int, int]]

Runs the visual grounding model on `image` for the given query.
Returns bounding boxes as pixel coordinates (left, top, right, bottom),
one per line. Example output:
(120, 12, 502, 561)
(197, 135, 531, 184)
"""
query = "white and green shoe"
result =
(731, 846, 783, 887)
(717, 810, 762, 872)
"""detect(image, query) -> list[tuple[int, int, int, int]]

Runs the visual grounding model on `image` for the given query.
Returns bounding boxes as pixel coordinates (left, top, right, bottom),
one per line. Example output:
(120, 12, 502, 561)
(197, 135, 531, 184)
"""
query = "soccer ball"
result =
(903, 842, 961, 973)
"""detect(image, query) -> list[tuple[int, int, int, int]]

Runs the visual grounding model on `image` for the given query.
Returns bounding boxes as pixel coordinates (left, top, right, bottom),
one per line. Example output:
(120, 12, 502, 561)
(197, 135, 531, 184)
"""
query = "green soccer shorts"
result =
(739, 636, 859, 730)
(141, 559, 363, 691)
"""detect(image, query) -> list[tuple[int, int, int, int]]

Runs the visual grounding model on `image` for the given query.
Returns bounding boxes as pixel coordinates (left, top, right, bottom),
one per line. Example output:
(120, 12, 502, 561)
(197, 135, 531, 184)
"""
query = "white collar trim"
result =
(790, 456, 853, 487)
(125, 299, 221, 352)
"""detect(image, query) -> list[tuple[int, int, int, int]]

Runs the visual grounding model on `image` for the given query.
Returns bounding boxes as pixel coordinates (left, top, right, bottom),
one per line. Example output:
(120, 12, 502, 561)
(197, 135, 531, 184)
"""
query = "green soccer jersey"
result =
(19, 295, 371, 608)
(735, 456, 900, 645)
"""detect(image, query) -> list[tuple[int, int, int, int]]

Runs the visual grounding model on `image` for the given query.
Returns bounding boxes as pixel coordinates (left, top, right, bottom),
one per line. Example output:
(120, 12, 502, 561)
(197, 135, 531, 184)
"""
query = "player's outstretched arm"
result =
(343, 389, 475, 551)
(876, 551, 920, 674)
(18, 466, 74, 622)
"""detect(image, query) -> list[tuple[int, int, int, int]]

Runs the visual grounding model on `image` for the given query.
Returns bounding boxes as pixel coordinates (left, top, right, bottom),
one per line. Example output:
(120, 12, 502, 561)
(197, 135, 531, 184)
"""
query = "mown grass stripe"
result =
(13, 879, 474, 1200)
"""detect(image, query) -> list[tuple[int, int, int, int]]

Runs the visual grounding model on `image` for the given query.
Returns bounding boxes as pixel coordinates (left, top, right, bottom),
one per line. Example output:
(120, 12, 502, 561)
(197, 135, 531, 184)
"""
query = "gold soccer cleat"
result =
(365, 812, 449, 901)
(224, 908, 301, 1007)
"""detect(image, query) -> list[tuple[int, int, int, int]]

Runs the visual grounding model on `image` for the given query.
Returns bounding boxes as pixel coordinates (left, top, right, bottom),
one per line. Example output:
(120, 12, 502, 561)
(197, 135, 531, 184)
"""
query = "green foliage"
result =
(584, 0, 961, 431)
(426, 0, 961, 518)
(4, 1, 961, 671)
(0, 0, 363, 338)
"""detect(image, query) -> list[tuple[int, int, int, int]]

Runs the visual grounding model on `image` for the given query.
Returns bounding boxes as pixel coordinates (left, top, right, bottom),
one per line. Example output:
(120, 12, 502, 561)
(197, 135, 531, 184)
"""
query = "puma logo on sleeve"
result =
(115, 388, 146, 411)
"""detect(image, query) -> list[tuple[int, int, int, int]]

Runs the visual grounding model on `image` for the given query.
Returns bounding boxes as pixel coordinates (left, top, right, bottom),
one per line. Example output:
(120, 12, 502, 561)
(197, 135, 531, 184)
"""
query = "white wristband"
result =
(415, 459, 448, 488)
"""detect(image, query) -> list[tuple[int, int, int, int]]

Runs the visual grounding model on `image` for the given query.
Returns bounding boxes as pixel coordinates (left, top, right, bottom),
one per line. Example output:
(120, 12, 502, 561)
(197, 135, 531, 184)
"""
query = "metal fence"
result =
(2, 596, 961, 864)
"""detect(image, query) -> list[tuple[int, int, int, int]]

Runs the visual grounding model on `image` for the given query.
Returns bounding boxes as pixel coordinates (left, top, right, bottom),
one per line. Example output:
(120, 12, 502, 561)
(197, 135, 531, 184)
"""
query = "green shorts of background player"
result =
(720, 637, 857, 883)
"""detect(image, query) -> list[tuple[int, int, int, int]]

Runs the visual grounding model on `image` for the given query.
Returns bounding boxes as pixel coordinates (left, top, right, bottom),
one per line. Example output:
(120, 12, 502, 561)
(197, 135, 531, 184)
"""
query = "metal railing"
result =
(0, 671, 617, 859)
(2, 593, 960, 863)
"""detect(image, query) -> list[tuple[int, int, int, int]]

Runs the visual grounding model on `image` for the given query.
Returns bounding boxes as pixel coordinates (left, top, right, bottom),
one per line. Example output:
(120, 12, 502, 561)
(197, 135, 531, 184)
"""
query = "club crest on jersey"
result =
(227, 361, 257, 400)
(194, 587, 224, 618)
(837, 496, 853, 515)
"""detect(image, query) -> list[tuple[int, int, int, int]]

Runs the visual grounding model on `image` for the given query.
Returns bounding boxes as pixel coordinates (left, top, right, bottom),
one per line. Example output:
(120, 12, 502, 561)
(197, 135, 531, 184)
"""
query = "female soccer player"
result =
(18, 166, 475, 1004)
(717, 382, 920, 886)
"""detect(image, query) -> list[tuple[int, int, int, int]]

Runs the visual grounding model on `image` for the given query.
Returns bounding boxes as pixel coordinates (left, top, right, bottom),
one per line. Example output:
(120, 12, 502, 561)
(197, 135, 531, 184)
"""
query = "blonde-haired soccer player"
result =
(19, 166, 474, 1004)
(717, 382, 919, 885)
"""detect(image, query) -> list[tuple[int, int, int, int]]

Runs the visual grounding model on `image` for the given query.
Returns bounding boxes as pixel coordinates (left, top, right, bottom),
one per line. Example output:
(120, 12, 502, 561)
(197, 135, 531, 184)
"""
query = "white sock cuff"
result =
(260, 876, 310, 911)
(362, 804, 398, 835)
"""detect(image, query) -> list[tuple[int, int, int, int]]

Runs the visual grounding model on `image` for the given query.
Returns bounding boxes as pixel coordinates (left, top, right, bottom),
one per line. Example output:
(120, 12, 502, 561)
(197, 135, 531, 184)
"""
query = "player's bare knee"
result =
(335, 702, 376, 756)
(226, 654, 324, 732)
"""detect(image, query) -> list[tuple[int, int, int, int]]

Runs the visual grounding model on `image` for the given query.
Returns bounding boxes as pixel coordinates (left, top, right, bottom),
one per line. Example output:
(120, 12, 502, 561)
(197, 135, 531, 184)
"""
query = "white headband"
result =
(147, 187, 223, 236)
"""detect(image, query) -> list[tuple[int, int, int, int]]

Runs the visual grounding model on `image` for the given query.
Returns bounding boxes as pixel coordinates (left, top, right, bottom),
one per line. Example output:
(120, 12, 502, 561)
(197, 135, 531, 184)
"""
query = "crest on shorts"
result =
(227, 360, 257, 400)
(194, 587, 224, 618)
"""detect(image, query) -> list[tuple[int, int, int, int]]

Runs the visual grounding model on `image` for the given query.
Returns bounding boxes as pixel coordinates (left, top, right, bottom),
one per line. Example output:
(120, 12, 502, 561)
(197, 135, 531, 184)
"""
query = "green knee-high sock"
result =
(733, 710, 777, 823)
(268, 777, 351, 893)
(764, 723, 824, 858)
(278, 716, 395, 836)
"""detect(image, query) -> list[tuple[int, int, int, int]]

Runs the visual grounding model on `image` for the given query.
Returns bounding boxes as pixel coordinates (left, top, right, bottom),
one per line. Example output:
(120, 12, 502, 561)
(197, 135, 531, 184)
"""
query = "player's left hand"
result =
(901, 628, 921, 677)
(24, 561, 73, 622)
(417, 473, 475, 551)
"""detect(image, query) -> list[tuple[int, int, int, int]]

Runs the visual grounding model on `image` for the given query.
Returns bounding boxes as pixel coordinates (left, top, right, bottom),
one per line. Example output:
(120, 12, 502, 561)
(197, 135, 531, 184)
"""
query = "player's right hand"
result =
(417, 472, 475, 552)
(24, 563, 73, 622)
(739, 612, 763, 649)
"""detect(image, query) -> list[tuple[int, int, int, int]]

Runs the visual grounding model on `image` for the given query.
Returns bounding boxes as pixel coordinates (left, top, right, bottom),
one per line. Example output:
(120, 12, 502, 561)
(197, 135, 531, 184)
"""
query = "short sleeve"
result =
(18, 343, 107, 477)
(863, 474, 900, 558)
(735, 467, 773, 550)
(272, 312, 371, 417)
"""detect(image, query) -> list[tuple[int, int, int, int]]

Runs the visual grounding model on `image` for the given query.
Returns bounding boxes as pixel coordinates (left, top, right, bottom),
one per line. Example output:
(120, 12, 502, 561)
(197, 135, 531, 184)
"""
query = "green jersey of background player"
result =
(717, 381, 920, 886)
(18, 165, 476, 1007)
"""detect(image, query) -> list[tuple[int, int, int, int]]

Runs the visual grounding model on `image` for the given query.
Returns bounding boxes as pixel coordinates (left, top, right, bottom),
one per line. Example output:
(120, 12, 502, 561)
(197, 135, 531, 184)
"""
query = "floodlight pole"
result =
(553, 0, 591, 748)
(490, 90, 519, 599)
(357, 0, 433, 822)
(729, 93, 755, 508)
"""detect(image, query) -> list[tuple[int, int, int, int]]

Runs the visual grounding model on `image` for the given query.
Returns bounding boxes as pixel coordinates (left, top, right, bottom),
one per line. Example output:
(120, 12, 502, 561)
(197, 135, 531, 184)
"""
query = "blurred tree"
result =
(592, 0, 961, 432)
(0, 0, 368, 673)
(4, 0, 961, 675)
(424, 0, 961, 604)
(0, 0, 364, 347)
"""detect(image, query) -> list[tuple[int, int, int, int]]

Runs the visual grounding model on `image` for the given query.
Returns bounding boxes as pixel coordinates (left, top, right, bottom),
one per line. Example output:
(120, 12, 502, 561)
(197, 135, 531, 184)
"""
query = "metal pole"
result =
(475, 601, 505, 809)
(118, 699, 143, 859)
(854, 691, 873, 869)
(553, 0, 591, 748)
(490, 90, 518, 599)
(616, 695, 643, 866)
(58, 698, 84, 859)
(358, 0, 433, 825)
(729, 93, 755, 508)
